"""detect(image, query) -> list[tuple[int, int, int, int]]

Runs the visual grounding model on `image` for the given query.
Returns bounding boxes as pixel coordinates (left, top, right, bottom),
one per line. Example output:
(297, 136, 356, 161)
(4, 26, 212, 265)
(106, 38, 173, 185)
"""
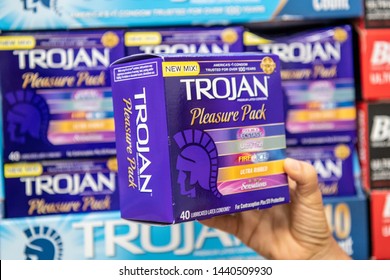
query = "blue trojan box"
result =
(0, 211, 259, 260)
(322, 190, 370, 260)
(0, 1, 362, 31)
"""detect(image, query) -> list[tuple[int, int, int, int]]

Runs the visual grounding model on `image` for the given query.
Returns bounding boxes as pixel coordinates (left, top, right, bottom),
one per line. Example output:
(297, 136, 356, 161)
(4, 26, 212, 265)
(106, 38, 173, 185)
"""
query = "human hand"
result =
(200, 158, 351, 260)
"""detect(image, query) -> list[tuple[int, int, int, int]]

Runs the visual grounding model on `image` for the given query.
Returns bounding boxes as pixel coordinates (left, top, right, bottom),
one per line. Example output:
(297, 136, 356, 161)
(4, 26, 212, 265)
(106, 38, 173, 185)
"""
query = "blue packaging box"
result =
(0, 1, 362, 31)
(323, 188, 370, 260)
(0, 211, 259, 260)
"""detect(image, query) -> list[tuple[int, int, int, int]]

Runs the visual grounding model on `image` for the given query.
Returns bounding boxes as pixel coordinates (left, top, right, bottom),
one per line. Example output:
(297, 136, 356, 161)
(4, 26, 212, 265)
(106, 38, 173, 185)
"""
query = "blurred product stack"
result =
(244, 25, 369, 259)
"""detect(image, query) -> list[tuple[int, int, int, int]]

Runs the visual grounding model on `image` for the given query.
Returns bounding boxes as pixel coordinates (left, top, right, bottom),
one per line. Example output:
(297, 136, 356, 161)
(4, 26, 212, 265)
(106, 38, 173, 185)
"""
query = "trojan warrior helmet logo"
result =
(174, 129, 221, 198)
(24, 226, 63, 260)
(22, 0, 59, 14)
(5, 90, 50, 145)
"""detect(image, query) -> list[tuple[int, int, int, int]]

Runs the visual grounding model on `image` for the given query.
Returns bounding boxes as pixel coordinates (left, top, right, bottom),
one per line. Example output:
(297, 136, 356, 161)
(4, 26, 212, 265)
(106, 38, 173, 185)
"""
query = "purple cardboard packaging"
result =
(0, 30, 124, 163)
(4, 157, 119, 218)
(286, 144, 356, 197)
(125, 26, 244, 55)
(245, 25, 357, 147)
(110, 53, 289, 224)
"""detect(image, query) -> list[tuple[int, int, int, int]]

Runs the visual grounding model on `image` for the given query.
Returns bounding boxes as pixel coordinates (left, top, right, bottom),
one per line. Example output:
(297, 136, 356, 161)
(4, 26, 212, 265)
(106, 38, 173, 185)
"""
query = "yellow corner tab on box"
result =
(0, 36, 36, 50)
(4, 163, 43, 178)
(162, 61, 200, 77)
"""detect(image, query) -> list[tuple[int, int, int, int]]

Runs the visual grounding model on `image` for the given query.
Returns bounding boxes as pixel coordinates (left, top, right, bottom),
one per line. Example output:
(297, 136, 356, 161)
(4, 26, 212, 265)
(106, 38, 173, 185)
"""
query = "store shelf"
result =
(0, 0, 363, 31)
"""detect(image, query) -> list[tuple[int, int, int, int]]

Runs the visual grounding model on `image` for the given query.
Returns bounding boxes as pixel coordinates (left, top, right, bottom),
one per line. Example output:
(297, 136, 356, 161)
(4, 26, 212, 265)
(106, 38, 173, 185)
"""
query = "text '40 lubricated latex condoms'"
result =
(110, 53, 289, 224)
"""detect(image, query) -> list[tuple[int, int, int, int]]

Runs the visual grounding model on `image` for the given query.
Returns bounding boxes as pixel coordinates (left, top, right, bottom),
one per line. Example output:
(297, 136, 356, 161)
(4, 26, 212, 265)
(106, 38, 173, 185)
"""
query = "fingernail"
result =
(284, 158, 301, 171)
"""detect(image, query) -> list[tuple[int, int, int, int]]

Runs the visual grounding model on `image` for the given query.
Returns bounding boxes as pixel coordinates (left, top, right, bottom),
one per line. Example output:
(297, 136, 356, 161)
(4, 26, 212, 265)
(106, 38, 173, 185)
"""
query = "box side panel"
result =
(110, 58, 173, 223)
(357, 102, 371, 191)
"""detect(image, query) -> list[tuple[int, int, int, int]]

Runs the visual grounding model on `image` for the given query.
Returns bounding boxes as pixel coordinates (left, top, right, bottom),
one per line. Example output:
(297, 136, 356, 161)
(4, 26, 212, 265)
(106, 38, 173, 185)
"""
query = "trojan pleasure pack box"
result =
(286, 143, 356, 197)
(110, 53, 289, 224)
(244, 25, 357, 147)
(0, 30, 124, 163)
(125, 26, 244, 55)
(4, 157, 119, 218)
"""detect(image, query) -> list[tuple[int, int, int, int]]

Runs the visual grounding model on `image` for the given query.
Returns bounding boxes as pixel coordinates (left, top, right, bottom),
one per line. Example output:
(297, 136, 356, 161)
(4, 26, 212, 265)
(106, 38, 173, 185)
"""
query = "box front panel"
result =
(368, 102, 390, 189)
(4, 158, 119, 218)
(287, 144, 356, 197)
(163, 54, 289, 222)
(360, 28, 390, 100)
(323, 194, 370, 260)
(0, 31, 124, 162)
(245, 26, 356, 147)
(371, 190, 390, 259)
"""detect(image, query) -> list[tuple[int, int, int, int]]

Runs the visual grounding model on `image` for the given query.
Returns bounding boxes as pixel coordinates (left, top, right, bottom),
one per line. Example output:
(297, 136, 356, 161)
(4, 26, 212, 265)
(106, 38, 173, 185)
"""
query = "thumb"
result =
(284, 158, 323, 204)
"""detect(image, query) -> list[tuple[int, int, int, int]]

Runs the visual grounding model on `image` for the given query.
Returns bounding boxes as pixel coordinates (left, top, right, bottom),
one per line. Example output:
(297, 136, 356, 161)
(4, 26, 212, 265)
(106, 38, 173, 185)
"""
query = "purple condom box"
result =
(245, 25, 357, 147)
(4, 157, 119, 218)
(125, 26, 244, 55)
(0, 30, 124, 163)
(286, 144, 356, 197)
(110, 53, 289, 224)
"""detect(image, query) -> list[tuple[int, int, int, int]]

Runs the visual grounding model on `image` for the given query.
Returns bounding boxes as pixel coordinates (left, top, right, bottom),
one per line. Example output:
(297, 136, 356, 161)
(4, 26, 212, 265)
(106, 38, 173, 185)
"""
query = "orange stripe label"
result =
(218, 160, 285, 182)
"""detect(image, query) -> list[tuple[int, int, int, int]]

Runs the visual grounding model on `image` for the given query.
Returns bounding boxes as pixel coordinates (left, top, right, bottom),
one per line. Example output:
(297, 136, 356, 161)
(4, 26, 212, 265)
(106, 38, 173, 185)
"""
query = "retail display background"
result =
(0, 0, 388, 260)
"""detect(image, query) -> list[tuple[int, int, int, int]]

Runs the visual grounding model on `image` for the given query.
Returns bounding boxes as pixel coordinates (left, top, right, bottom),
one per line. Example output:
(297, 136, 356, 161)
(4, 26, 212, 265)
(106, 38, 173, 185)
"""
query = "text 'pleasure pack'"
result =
(4, 157, 119, 218)
(110, 53, 289, 224)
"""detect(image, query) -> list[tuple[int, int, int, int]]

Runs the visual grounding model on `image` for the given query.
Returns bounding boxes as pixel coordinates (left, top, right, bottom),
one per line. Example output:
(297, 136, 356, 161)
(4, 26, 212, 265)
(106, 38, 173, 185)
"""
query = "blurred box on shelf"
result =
(0, 95, 3, 219)
(3, 157, 119, 218)
(0, 1, 362, 31)
(370, 189, 390, 260)
(357, 26, 390, 100)
(358, 101, 390, 190)
(323, 187, 370, 260)
(287, 143, 356, 197)
(110, 53, 289, 224)
(364, 0, 390, 28)
(125, 26, 244, 55)
(0, 30, 124, 163)
(322, 151, 370, 260)
(244, 25, 357, 147)
(0, 211, 259, 260)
